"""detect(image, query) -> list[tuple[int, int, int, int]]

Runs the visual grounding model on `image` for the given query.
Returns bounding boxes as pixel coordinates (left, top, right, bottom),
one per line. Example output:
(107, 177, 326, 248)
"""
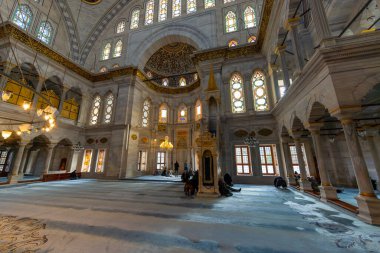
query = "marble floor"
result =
(0, 180, 380, 253)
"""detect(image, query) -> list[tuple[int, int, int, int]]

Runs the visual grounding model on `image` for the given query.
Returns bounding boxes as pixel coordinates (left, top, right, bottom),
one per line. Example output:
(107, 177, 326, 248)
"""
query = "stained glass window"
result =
(130, 9, 140, 29)
(159, 0, 168, 22)
(187, 0, 196, 14)
(90, 95, 101, 125)
(99, 67, 107, 73)
(81, 149, 93, 173)
(228, 40, 238, 47)
(162, 78, 169, 86)
(195, 99, 202, 120)
(252, 71, 269, 111)
(179, 77, 186, 87)
(226, 11, 237, 33)
(142, 99, 150, 127)
(235, 145, 251, 175)
(224, 0, 234, 3)
(178, 105, 187, 123)
(159, 104, 168, 123)
(145, 0, 154, 25)
(205, 0, 215, 8)
(172, 0, 181, 17)
(116, 21, 125, 33)
(103, 93, 114, 124)
(244, 6, 256, 28)
(102, 43, 111, 60)
(230, 73, 245, 113)
(113, 64, 120, 68)
(95, 149, 106, 173)
(113, 40, 123, 58)
(12, 4, 33, 30)
(37, 21, 53, 44)
(248, 35, 257, 43)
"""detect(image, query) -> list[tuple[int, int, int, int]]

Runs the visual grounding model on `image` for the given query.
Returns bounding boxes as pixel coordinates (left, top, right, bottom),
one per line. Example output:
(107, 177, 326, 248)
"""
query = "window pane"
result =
(172, 0, 181, 17)
(145, 0, 154, 25)
(252, 71, 269, 111)
(225, 11, 237, 33)
(230, 73, 245, 113)
(131, 9, 140, 29)
(158, 0, 168, 22)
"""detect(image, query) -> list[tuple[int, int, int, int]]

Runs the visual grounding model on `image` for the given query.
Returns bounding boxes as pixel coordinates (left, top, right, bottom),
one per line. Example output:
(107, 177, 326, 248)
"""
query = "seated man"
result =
(274, 176, 287, 188)
(224, 173, 233, 186)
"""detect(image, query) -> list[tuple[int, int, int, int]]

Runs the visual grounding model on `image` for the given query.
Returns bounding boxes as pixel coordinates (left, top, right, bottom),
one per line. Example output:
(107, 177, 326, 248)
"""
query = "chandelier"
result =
(160, 136, 173, 150)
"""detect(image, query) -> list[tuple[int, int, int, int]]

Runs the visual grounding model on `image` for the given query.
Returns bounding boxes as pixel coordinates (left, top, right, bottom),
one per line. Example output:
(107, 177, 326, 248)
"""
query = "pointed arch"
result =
(116, 20, 126, 33)
(159, 103, 169, 123)
(89, 95, 102, 125)
(102, 43, 111, 60)
(244, 6, 256, 28)
(195, 99, 202, 121)
(37, 21, 54, 44)
(12, 4, 33, 30)
(113, 40, 123, 58)
(130, 9, 140, 29)
(178, 104, 188, 123)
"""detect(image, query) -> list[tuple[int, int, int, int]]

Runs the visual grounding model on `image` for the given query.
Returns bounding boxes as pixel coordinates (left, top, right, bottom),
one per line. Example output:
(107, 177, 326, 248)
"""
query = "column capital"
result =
(285, 16, 301, 30)
(275, 45, 287, 55)
(305, 122, 324, 133)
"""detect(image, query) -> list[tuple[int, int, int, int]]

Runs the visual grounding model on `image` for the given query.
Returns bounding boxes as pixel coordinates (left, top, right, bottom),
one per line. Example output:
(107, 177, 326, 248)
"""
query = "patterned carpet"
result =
(0, 215, 47, 252)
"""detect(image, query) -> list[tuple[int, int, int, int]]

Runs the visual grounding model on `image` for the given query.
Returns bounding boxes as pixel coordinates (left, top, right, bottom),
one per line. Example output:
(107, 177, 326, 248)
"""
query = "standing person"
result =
(174, 161, 179, 177)
(184, 162, 188, 172)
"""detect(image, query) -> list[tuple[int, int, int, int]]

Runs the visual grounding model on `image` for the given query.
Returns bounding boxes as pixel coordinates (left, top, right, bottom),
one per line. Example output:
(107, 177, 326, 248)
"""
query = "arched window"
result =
(205, 0, 215, 8)
(37, 21, 53, 44)
(113, 64, 120, 68)
(230, 73, 245, 113)
(90, 95, 102, 125)
(103, 93, 114, 124)
(194, 73, 198, 80)
(159, 0, 168, 22)
(179, 77, 186, 87)
(145, 0, 154, 25)
(142, 99, 151, 127)
(252, 71, 269, 111)
(225, 11, 237, 33)
(12, 5, 33, 30)
(248, 35, 256, 43)
(159, 104, 168, 123)
(116, 21, 125, 33)
(224, 0, 234, 3)
(113, 40, 123, 58)
(228, 40, 238, 47)
(99, 67, 107, 73)
(187, 0, 196, 14)
(172, 0, 181, 17)
(130, 9, 140, 29)
(178, 105, 187, 123)
(102, 43, 111, 60)
(162, 78, 169, 86)
(195, 99, 202, 121)
(244, 6, 256, 28)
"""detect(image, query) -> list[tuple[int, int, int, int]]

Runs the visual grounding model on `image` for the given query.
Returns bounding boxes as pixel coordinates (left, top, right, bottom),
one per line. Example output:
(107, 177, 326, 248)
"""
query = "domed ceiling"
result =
(144, 43, 198, 88)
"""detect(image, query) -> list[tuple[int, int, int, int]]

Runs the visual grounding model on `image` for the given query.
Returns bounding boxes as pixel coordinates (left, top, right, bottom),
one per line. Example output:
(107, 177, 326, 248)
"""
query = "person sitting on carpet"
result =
(224, 173, 233, 186)
(274, 176, 287, 188)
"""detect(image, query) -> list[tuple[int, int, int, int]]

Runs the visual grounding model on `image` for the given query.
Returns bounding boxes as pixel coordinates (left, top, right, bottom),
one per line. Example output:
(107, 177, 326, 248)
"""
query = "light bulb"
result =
(1, 91, 12, 102)
(45, 128, 50, 132)
(16, 131, 22, 136)
(49, 118, 55, 124)
(44, 114, 50, 120)
(1, 130, 12, 139)
(37, 109, 43, 116)
(22, 101, 31, 110)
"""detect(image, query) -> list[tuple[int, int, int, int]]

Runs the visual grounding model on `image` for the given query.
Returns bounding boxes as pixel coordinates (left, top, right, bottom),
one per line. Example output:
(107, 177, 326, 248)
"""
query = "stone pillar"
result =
(294, 137, 312, 191)
(281, 138, 296, 185)
(366, 133, 380, 181)
(18, 144, 32, 179)
(32, 78, 45, 109)
(340, 118, 380, 225)
(309, 126, 338, 201)
(8, 142, 28, 183)
(270, 64, 281, 103)
(286, 17, 305, 74)
(275, 45, 291, 90)
(58, 88, 68, 112)
(309, 0, 332, 46)
(43, 144, 55, 175)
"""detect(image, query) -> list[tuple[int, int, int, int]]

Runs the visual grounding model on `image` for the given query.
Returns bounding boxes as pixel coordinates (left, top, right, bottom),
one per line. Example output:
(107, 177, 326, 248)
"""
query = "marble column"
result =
(58, 88, 68, 112)
(340, 118, 380, 225)
(286, 17, 305, 74)
(294, 138, 312, 191)
(31, 78, 45, 108)
(270, 64, 281, 103)
(8, 142, 27, 183)
(275, 45, 291, 90)
(281, 138, 296, 185)
(309, 127, 338, 201)
(17, 144, 32, 180)
(366, 134, 380, 182)
(43, 144, 55, 175)
(309, 0, 332, 46)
